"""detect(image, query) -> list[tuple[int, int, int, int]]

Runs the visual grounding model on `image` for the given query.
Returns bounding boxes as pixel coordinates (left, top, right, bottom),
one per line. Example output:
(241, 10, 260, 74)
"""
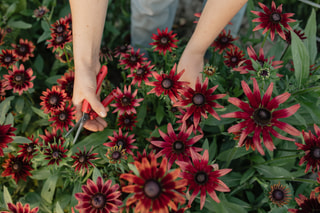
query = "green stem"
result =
(279, 44, 290, 61)
(261, 30, 270, 49)
(259, 176, 317, 184)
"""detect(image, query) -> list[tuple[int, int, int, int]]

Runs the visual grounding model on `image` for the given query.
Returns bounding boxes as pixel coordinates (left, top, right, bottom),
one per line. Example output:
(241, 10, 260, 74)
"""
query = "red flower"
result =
(120, 155, 187, 212)
(0, 28, 7, 45)
(40, 86, 67, 114)
(104, 128, 137, 156)
(0, 78, 6, 98)
(44, 143, 68, 166)
(3, 64, 35, 95)
(49, 104, 75, 131)
(1, 153, 33, 183)
(5, 202, 39, 213)
(113, 43, 131, 58)
(221, 78, 300, 155)
(233, 132, 255, 152)
(295, 124, 320, 173)
(119, 48, 147, 72)
(117, 113, 137, 131)
(99, 45, 113, 63)
(175, 108, 204, 135)
(132, 149, 157, 163)
(72, 146, 99, 176)
(0, 49, 17, 69)
(127, 61, 154, 87)
(18, 136, 39, 161)
(151, 123, 203, 169)
(0, 124, 16, 157)
(224, 46, 245, 68)
(251, 1, 296, 41)
(11, 39, 35, 62)
(50, 18, 70, 35)
(284, 29, 307, 45)
(149, 27, 178, 56)
(47, 31, 72, 52)
(288, 191, 320, 213)
(176, 150, 232, 210)
(33, 6, 49, 18)
(211, 29, 237, 54)
(75, 176, 122, 213)
(174, 77, 225, 128)
(110, 85, 143, 115)
(146, 64, 189, 103)
(57, 69, 74, 100)
(39, 128, 65, 145)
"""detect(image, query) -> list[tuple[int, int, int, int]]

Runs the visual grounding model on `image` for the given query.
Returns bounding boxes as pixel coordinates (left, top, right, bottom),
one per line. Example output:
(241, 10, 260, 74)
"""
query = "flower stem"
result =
(261, 30, 270, 49)
(259, 176, 317, 184)
(279, 43, 290, 61)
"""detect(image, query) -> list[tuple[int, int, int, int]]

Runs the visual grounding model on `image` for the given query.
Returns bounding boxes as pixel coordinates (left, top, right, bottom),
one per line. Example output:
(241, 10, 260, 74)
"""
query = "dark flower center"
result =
(13, 74, 25, 84)
(27, 145, 34, 153)
(170, 106, 178, 113)
(49, 95, 59, 105)
(124, 118, 131, 125)
(121, 97, 131, 106)
(79, 155, 86, 163)
(55, 35, 64, 44)
(311, 147, 320, 159)
(136, 68, 145, 76)
(12, 161, 22, 172)
(52, 151, 60, 159)
(144, 179, 161, 199)
(258, 60, 265, 67)
(258, 68, 270, 78)
(253, 108, 271, 126)
(173, 141, 184, 153)
(4, 56, 12, 63)
(56, 25, 64, 34)
(101, 46, 108, 54)
(231, 56, 238, 63)
(192, 93, 205, 106)
(112, 151, 121, 160)
(129, 55, 137, 63)
(19, 45, 27, 54)
(91, 193, 106, 209)
(161, 78, 173, 89)
(220, 36, 229, 44)
(160, 37, 168, 45)
(58, 112, 67, 121)
(272, 189, 284, 201)
(116, 140, 125, 148)
(271, 12, 281, 23)
(119, 45, 127, 52)
(194, 171, 208, 185)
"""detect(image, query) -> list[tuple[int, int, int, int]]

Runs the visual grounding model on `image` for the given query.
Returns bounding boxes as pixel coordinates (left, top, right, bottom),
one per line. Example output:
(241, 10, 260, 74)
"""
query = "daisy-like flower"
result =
(203, 64, 217, 77)
(174, 77, 226, 128)
(72, 146, 99, 176)
(234, 45, 283, 75)
(146, 63, 189, 103)
(106, 145, 127, 164)
(295, 124, 320, 173)
(268, 182, 291, 207)
(176, 109, 204, 135)
(149, 27, 178, 56)
(44, 143, 68, 166)
(251, 1, 296, 41)
(0, 28, 7, 45)
(132, 149, 157, 163)
(99, 45, 113, 62)
(40, 86, 67, 114)
(3, 64, 36, 95)
(151, 123, 203, 169)
(49, 104, 75, 131)
(75, 176, 122, 213)
(176, 150, 232, 210)
(57, 69, 74, 100)
(110, 85, 143, 115)
(50, 19, 70, 35)
(113, 43, 131, 58)
(39, 128, 65, 145)
(117, 113, 137, 131)
(211, 29, 237, 54)
(1, 153, 33, 183)
(221, 78, 301, 155)
(224, 46, 245, 68)
(119, 48, 147, 72)
(127, 61, 154, 87)
(4, 202, 39, 213)
(0, 49, 17, 69)
(47, 31, 72, 52)
(284, 29, 307, 45)
(0, 124, 16, 157)
(288, 191, 320, 213)
(104, 128, 137, 156)
(233, 132, 255, 152)
(11, 39, 35, 62)
(120, 155, 187, 212)
(33, 5, 49, 18)
(18, 136, 39, 161)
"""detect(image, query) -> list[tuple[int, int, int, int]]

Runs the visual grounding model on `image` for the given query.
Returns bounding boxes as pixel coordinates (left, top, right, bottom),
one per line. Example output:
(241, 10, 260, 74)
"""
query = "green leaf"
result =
(217, 146, 252, 162)
(92, 167, 102, 183)
(5, 3, 17, 18)
(15, 96, 24, 114)
(0, 96, 14, 124)
(3, 186, 13, 208)
(202, 138, 209, 155)
(70, 181, 82, 207)
(254, 165, 291, 178)
(8, 20, 32, 29)
(136, 102, 147, 128)
(34, 54, 44, 74)
(291, 30, 310, 88)
(31, 106, 48, 119)
(12, 136, 31, 144)
(41, 174, 58, 204)
(205, 193, 247, 213)
(31, 167, 51, 180)
(240, 168, 255, 185)
(155, 104, 164, 125)
(304, 9, 317, 64)
(55, 202, 64, 213)
(5, 113, 14, 126)
(37, 30, 51, 43)
(21, 110, 32, 132)
(45, 75, 62, 86)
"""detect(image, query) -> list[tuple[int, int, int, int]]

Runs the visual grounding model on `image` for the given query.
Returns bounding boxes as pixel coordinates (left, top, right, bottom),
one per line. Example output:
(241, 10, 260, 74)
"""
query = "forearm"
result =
(69, 0, 108, 74)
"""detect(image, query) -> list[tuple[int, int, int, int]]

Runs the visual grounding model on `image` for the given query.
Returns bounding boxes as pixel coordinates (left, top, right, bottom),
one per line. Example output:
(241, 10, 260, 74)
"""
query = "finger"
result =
(83, 119, 105, 132)
(73, 103, 83, 122)
(84, 94, 107, 118)
(96, 117, 108, 128)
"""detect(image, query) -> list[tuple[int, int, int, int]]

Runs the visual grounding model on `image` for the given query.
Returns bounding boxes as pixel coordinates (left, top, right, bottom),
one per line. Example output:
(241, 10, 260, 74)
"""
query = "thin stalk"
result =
(261, 30, 270, 49)
(259, 176, 317, 184)
(279, 43, 290, 61)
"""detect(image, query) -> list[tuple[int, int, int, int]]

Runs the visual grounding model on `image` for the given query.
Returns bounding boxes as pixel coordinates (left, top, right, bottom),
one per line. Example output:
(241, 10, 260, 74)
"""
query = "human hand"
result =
(72, 64, 108, 132)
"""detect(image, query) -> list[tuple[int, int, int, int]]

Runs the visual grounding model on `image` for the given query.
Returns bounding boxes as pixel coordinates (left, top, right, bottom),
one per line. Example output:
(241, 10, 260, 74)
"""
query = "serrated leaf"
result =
(304, 9, 317, 64)
(41, 174, 58, 204)
(3, 186, 13, 208)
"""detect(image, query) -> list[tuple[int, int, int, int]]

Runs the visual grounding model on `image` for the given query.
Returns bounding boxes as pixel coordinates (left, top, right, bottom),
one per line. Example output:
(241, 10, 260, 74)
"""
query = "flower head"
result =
(17, 136, 39, 161)
(224, 46, 245, 68)
(47, 31, 72, 52)
(117, 113, 137, 131)
(176, 150, 232, 209)
(211, 29, 237, 54)
(40, 86, 67, 114)
(33, 6, 49, 18)
(39, 128, 65, 145)
(104, 128, 137, 156)
(44, 143, 68, 166)
(251, 1, 296, 41)
(0, 124, 16, 157)
(3, 64, 35, 95)
(106, 145, 127, 164)
(119, 48, 147, 72)
(175, 108, 204, 135)
(288, 191, 320, 213)
(268, 182, 291, 207)
(221, 78, 300, 155)
(72, 146, 99, 176)
(11, 39, 35, 62)
(284, 29, 307, 45)
(49, 104, 75, 131)
(5, 202, 39, 213)
(75, 176, 122, 213)
(57, 69, 74, 100)
(113, 43, 131, 58)
(150, 27, 178, 55)
(127, 61, 154, 87)
(0, 49, 17, 69)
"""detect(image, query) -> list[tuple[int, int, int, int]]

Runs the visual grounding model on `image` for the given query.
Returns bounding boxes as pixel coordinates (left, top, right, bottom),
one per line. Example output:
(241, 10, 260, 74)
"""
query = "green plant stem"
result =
(259, 176, 317, 184)
(261, 30, 270, 49)
(63, 47, 72, 69)
(279, 43, 290, 61)
(25, 91, 35, 105)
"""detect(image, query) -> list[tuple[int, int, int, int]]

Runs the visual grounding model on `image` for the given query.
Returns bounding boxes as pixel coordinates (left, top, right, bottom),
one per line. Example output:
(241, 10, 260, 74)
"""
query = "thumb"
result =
(85, 95, 107, 118)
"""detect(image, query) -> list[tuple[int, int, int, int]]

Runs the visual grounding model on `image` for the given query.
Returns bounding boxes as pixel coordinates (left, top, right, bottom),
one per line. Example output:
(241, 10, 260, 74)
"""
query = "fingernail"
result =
(100, 111, 106, 117)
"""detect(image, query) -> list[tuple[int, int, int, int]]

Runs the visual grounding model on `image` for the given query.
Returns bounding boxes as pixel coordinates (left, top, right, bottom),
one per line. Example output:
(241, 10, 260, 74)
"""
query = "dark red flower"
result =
(11, 39, 35, 62)
(18, 136, 39, 161)
(110, 85, 143, 115)
(113, 43, 131, 58)
(50, 18, 70, 35)
(120, 155, 187, 212)
(72, 146, 99, 176)
(284, 29, 307, 45)
(268, 182, 291, 207)
(0, 124, 16, 157)
(296, 124, 320, 173)
(39, 128, 65, 145)
(0, 28, 7, 45)
(0, 49, 17, 69)
(40, 86, 67, 114)
(132, 149, 157, 163)
(49, 104, 75, 131)
(151, 123, 203, 169)
(119, 48, 147, 72)
(44, 143, 68, 166)
(224, 46, 245, 68)
(211, 29, 237, 54)
(127, 61, 154, 87)
(57, 69, 74, 100)
(146, 63, 189, 103)
(0, 79, 6, 99)
(175, 108, 203, 135)
(288, 191, 320, 213)
(75, 176, 122, 213)
(251, 1, 296, 41)
(117, 113, 137, 131)
(104, 128, 137, 156)
(175, 77, 226, 128)
(176, 150, 231, 210)
(233, 132, 255, 152)
(221, 78, 300, 155)
(33, 6, 49, 18)
(1, 153, 33, 183)
(150, 27, 178, 56)
(47, 31, 72, 52)
(3, 64, 35, 95)
(5, 202, 39, 213)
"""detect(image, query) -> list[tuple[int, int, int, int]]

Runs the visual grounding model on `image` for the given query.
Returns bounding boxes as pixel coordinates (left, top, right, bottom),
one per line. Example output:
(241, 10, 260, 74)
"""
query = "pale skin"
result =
(69, 0, 248, 132)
